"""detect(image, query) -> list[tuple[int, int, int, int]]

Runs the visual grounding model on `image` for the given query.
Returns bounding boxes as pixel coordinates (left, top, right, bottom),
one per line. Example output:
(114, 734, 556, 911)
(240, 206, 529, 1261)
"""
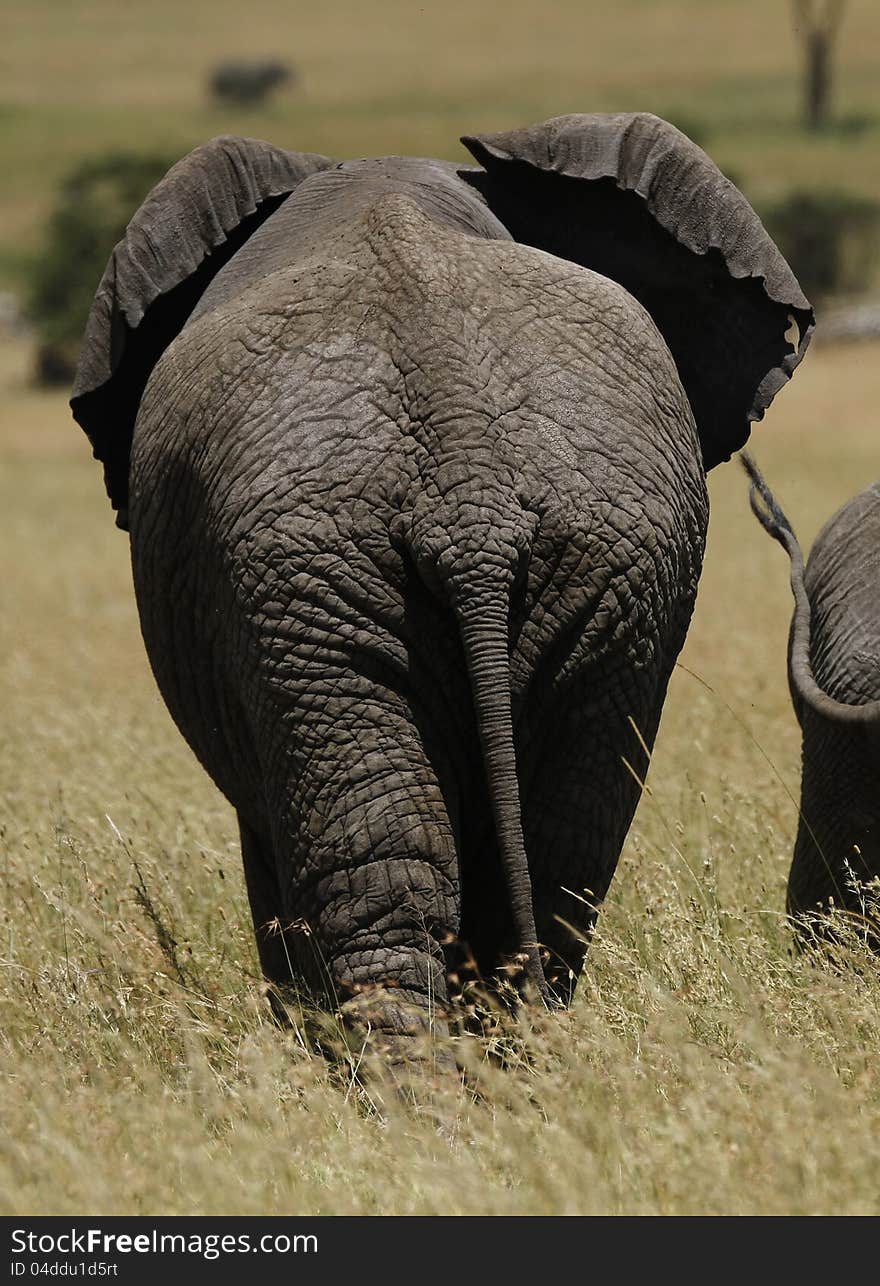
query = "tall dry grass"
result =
(2, 331, 880, 1214)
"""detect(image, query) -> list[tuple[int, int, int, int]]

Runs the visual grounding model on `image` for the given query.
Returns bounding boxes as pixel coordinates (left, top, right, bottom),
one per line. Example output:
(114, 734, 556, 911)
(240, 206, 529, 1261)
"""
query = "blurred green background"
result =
(3, 0, 880, 292)
(4, 0, 880, 382)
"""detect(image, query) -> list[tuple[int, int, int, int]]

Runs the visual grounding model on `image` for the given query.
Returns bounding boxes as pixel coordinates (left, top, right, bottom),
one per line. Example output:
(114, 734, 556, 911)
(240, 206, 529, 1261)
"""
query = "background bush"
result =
(762, 189, 880, 301)
(28, 152, 174, 385)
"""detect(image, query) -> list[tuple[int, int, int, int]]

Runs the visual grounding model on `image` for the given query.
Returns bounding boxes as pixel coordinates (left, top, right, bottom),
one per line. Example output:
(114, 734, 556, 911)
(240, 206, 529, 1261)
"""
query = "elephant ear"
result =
(70, 135, 336, 521)
(460, 113, 814, 470)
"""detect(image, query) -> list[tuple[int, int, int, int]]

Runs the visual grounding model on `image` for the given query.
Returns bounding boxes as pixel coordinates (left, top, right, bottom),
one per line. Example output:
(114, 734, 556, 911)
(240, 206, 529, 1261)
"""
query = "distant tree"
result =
(29, 152, 174, 385)
(792, 0, 848, 130)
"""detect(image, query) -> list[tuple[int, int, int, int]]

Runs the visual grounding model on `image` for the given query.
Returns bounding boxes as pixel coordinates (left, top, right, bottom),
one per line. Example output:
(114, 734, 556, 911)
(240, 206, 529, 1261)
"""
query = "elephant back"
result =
(805, 482, 880, 706)
(188, 156, 512, 324)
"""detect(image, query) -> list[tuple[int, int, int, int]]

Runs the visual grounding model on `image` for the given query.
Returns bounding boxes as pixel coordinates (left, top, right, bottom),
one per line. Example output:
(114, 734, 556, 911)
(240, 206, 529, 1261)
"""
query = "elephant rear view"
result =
(744, 456, 880, 945)
(71, 116, 812, 1060)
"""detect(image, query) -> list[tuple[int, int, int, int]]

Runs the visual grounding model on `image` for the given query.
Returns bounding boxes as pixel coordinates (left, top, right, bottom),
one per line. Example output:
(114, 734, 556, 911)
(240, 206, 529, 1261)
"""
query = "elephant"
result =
(209, 60, 296, 108)
(70, 113, 813, 1059)
(744, 455, 880, 946)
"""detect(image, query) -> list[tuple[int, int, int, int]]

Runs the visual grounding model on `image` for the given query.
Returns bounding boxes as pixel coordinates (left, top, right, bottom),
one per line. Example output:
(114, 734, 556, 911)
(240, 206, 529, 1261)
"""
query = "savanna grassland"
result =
(2, 0, 880, 1217)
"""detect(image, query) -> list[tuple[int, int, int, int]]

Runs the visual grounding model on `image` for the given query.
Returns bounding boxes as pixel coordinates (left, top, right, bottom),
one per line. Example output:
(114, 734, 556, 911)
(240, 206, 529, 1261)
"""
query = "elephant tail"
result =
(742, 451, 880, 726)
(452, 584, 552, 1005)
(741, 449, 800, 554)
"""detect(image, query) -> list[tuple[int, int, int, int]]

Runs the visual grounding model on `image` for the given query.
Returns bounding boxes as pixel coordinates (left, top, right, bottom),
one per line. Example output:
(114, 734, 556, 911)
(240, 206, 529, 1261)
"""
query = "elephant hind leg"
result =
(240, 810, 455, 1079)
(268, 705, 463, 1064)
(238, 816, 302, 1019)
(295, 814, 459, 1053)
(520, 676, 664, 1005)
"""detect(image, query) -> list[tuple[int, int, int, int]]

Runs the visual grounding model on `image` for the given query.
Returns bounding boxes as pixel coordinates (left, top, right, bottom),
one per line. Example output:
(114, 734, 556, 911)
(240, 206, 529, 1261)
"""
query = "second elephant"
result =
(745, 455, 880, 943)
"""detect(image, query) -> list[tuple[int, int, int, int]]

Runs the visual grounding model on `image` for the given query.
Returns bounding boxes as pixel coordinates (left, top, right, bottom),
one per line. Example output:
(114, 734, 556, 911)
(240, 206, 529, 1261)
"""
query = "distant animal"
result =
(209, 59, 295, 106)
(744, 454, 880, 944)
(70, 114, 812, 1063)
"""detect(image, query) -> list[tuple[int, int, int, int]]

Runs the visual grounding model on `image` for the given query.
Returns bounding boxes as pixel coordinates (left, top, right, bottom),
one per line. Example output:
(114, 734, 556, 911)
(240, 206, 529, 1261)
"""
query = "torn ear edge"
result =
(69, 136, 336, 518)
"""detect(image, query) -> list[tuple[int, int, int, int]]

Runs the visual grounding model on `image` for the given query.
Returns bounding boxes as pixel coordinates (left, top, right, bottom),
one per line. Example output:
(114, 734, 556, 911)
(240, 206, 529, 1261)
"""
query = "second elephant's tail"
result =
(741, 450, 801, 557)
(452, 582, 552, 1006)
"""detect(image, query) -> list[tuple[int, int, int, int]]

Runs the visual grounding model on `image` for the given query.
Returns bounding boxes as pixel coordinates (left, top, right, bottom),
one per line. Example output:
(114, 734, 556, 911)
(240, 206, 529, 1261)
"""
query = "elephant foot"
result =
(339, 984, 453, 1058)
(788, 900, 880, 958)
(259, 977, 462, 1122)
(335, 992, 464, 1137)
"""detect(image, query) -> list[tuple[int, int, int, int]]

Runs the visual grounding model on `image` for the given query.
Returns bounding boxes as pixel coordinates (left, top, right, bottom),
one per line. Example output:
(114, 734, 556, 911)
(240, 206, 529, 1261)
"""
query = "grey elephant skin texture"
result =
(745, 456, 880, 946)
(71, 114, 812, 1052)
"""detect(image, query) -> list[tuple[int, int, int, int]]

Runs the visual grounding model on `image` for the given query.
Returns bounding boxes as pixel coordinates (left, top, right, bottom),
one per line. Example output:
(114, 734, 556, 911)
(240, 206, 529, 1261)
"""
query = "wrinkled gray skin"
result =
(71, 116, 812, 1057)
(744, 456, 880, 942)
